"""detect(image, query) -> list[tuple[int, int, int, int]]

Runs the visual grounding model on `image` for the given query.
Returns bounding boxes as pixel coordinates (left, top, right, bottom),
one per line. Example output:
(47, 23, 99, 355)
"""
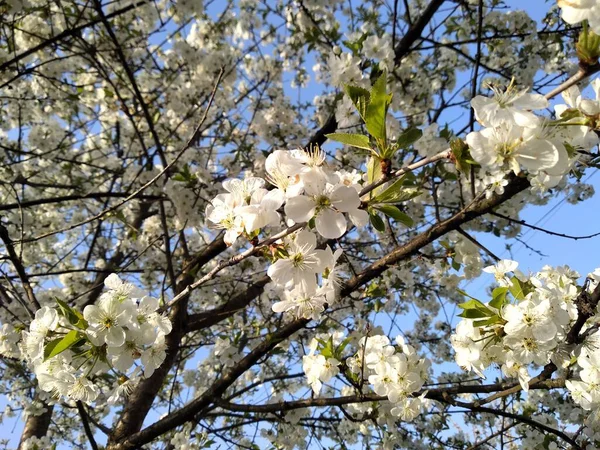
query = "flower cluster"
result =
(206, 147, 367, 244)
(452, 260, 581, 390)
(206, 176, 285, 245)
(302, 332, 343, 394)
(348, 334, 430, 420)
(19, 274, 171, 405)
(466, 80, 598, 191)
(270, 229, 344, 319)
(302, 331, 430, 420)
(207, 147, 366, 319)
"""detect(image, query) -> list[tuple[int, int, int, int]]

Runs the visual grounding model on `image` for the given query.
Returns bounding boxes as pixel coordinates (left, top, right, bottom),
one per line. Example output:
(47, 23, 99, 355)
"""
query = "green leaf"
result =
(336, 336, 353, 357)
(395, 127, 423, 149)
(374, 205, 413, 227)
(55, 298, 86, 328)
(343, 84, 370, 120)
(365, 72, 391, 140)
(44, 330, 83, 360)
(489, 287, 509, 310)
(457, 298, 494, 319)
(458, 309, 491, 319)
(366, 156, 383, 186)
(370, 177, 421, 204)
(369, 212, 386, 232)
(325, 133, 372, 151)
(450, 138, 475, 173)
(473, 316, 503, 328)
(509, 276, 529, 301)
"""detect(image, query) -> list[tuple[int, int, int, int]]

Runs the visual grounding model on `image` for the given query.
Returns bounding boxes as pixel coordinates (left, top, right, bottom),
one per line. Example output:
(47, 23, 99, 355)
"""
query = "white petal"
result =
(83, 305, 102, 323)
(516, 139, 558, 172)
(316, 209, 346, 239)
(261, 189, 285, 210)
(272, 300, 294, 313)
(349, 209, 369, 227)
(330, 185, 361, 212)
(284, 196, 316, 223)
(104, 273, 123, 290)
(466, 131, 496, 167)
(106, 327, 126, 347)
(511, 109, 540, 128)
(139, 296, 159, 312)
(561, 85, 581, 108)
(512, 93, 548, 110)
(544, 142, 569, 176)
(579, 99, 600, 116)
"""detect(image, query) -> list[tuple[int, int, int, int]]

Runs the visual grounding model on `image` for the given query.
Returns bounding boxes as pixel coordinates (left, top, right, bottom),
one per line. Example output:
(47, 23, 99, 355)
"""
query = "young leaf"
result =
(374, 205, 413, 227)
(489, 287, 509, 310)
(344, 85, 370, 120)
(450, 138, 475, 173)
(366, 156, 383, 186)
(326, 133, 372, 151)
(457, 308, 492, 319)
(369, 211, 386, 232)
(371, 177, 421, 203)
(365, 72, 391, 141)
(55, 298, 86, 328)
(509, 276, 532, 301)
(473, 315, 504, 328)
(44, 330, 83, 360)
(395, 127, 423, 149)
(457, 298, 494, 318)
(336, 336, 353, 358)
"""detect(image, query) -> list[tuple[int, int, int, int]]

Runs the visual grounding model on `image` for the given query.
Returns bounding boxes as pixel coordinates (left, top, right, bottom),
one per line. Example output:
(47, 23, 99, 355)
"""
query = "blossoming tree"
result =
(2, 0, 600, 448)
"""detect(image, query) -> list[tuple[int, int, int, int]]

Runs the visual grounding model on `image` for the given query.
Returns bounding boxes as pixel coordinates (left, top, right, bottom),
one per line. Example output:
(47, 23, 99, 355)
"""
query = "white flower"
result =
(450, 320, 486, 378)
(66, 375, 100, 403)
(205, 192, 244, 245)
(103, 273, 144, 300)
(285, 183, 367, 239)
(134, 296, 172, 337)
(502, 297, 558, 342)
(566, 379, 594, 410)
(141, 333, 167, 377)
(0, 323, 20, 358)
(107, 327, 154, 372)
(502, 357, 532, 392)
(223, 177, 266, 201)
(84, 296, 135, 347)
(272, 285, 327, 320)
(466, 125, 559, 175)
(482, 259, 518, 286)
(302, 353, 340, 394)
(107, 368, 142, 405)
(321, 246, 344, 303)
(24, 307, 60, 363)
(35, 357, 74, 397)
(267, 229, 327, 291)
(235, 188, 285, 233)
(29, 306, 59, 336)
(503, 332, 554, 365)
(265, 150, 305, 198)
(558, 0, 600, 34)
(471, 82, 548, 128)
